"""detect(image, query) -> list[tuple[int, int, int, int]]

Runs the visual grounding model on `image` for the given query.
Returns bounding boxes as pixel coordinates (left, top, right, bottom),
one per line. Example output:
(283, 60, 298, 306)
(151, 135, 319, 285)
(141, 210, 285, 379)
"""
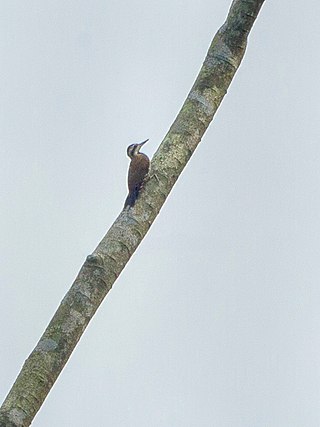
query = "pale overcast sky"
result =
(2, 1, 320, 426)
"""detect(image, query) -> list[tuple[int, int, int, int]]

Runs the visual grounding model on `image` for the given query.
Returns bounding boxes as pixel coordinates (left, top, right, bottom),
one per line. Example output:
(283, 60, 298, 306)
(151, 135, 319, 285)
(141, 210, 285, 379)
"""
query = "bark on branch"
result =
(0, 1, 265, 425)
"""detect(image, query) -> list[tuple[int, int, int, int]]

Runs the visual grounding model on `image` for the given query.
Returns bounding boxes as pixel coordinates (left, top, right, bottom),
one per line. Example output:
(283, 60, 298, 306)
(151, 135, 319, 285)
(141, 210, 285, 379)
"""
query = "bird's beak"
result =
(137, 139, 149, 148)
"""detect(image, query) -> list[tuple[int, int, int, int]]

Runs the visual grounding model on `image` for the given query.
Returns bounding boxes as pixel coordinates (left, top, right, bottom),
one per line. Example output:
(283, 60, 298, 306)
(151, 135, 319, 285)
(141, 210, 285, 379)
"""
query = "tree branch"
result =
(0, 1, 265, 425)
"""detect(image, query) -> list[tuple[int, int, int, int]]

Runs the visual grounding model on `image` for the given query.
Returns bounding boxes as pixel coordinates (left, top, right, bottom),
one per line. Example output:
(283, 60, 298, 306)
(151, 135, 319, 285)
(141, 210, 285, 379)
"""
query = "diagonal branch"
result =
(0, 1, 265, 426)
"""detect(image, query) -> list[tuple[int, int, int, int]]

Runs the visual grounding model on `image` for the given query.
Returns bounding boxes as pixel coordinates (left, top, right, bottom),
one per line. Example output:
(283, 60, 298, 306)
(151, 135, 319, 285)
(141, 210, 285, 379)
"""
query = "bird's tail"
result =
(124, 186, 140, 208)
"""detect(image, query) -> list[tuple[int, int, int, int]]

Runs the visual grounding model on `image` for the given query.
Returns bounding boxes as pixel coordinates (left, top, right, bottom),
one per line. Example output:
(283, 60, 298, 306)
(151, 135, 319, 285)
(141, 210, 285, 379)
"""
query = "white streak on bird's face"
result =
(127, 144, 137, 158)
(126, 139, 149, 159)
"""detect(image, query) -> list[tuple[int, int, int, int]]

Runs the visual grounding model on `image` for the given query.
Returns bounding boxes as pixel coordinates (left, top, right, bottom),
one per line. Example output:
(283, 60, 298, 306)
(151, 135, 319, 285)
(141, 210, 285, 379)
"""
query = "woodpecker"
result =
(124, 139, 150, 208)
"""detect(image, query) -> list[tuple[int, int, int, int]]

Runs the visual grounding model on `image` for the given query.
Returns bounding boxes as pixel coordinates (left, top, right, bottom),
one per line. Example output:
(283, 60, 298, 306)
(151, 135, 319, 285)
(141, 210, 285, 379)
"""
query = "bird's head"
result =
(127, 139, 149, 159)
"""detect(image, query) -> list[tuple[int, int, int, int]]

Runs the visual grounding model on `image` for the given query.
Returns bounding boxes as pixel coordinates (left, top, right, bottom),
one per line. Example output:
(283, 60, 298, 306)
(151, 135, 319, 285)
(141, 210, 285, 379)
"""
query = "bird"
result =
(124, 139, 150, 208)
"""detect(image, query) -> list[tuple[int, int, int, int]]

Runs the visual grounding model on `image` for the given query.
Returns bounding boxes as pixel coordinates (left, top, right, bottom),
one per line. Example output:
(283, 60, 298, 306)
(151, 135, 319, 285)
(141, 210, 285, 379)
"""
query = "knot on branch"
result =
(86, 253, 104, 266)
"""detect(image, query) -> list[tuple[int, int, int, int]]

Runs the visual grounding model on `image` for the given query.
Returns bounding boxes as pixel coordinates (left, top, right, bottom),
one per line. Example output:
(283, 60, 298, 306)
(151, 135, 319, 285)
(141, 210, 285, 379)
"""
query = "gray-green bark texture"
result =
(0, 1, 265, 425)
